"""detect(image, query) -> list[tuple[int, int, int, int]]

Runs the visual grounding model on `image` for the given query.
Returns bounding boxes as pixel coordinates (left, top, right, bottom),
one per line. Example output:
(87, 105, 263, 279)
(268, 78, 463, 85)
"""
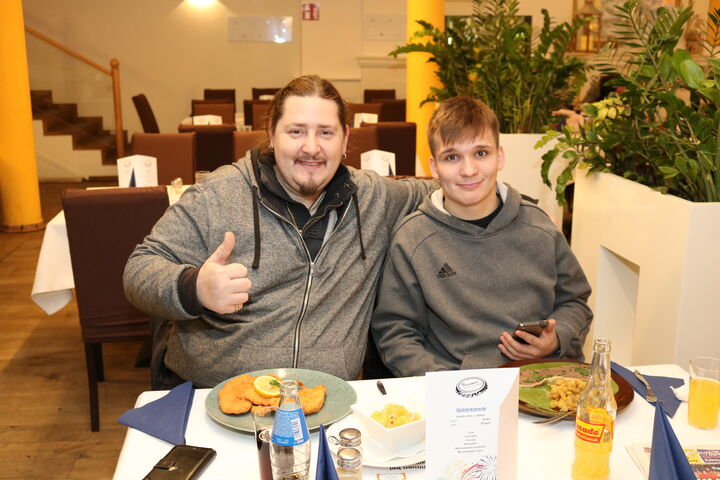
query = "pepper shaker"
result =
(336, 447, 362, 480)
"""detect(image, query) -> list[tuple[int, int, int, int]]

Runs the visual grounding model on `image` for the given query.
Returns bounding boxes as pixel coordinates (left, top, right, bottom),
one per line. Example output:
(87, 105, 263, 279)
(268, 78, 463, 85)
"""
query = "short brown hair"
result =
(427, 96, 499, 157)
(266, 75, 348, 135)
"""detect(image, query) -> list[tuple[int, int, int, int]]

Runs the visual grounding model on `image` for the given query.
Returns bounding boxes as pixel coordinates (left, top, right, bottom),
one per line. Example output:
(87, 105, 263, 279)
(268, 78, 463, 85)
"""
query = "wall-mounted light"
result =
(187, 0, 215, 8)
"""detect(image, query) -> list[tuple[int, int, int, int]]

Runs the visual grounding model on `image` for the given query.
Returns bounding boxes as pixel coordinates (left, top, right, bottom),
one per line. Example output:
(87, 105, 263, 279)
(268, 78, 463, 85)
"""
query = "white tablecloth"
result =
(112, 364, 719, 480)
(31, 185, 188, 315)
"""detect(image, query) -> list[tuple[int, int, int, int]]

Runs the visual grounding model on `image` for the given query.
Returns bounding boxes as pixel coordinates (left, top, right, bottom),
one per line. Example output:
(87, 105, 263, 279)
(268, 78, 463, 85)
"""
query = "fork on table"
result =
(633, 369, 658, 403)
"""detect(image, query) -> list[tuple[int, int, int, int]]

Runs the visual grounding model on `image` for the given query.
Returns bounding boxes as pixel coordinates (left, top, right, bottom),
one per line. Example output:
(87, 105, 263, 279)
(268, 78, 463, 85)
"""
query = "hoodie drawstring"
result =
(351, 193, 366, 260)
(251, 185, 261, 269)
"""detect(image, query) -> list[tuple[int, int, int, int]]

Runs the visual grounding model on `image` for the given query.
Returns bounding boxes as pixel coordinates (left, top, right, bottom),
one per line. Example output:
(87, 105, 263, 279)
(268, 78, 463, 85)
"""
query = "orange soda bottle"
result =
(571, 338, 617, 480)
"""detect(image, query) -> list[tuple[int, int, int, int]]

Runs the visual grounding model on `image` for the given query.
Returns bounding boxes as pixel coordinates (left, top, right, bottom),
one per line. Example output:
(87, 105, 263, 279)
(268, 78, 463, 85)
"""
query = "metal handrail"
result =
(24, 26, 125, 158)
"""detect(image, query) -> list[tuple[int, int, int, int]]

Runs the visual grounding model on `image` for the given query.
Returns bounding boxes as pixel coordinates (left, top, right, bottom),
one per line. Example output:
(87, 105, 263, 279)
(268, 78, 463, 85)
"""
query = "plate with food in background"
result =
(205, 367, 357, 433)
(499, 359, 634, 420)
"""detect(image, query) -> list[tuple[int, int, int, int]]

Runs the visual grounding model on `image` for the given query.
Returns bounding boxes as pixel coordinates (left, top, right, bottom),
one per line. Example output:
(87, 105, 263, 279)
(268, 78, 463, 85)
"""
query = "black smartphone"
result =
(513, 320, 549, 344)
(143, 445, 216, 480)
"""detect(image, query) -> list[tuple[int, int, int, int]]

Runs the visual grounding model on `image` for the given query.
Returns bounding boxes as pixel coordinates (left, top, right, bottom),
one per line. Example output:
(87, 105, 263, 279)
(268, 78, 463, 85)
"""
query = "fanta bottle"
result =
(571, 338, 617, 480)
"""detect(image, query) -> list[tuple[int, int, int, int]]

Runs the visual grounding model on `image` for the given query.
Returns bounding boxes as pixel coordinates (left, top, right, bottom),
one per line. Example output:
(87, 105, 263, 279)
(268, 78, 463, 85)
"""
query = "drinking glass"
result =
(688, 356, 720, 429)
(252, 406, 277, 480)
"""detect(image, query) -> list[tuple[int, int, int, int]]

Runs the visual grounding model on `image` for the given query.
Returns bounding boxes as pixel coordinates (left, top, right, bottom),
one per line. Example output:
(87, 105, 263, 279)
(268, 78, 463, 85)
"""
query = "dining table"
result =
(112, 364, 719, 479)
(30, 185, 188, 315)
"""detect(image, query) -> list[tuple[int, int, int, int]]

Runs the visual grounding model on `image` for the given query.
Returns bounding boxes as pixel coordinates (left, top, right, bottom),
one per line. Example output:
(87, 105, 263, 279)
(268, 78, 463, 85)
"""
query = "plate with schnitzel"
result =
(205, 367, 357, 433)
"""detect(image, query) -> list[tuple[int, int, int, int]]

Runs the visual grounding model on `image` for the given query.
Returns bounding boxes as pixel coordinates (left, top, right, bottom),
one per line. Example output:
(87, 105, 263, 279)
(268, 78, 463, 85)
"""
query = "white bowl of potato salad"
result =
(350, 393, 425, 452)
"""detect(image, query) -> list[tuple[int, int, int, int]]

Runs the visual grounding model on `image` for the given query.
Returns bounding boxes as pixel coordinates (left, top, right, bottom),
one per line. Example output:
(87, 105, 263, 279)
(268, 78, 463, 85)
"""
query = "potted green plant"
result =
(539, 0, 720, 204)
(390, 0, 587, 134)
(390, 0, 588, 225)
(537, 0, 720, 365)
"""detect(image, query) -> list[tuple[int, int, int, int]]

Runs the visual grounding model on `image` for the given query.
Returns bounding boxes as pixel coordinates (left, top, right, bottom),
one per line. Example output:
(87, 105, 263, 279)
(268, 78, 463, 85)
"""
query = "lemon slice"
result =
(254, 375, 282, 397)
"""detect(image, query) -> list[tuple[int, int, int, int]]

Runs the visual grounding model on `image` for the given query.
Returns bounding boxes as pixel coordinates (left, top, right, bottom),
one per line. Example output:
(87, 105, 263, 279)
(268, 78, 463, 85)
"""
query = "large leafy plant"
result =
(390, 0, 587, 133)
(539, 0, 720, 204)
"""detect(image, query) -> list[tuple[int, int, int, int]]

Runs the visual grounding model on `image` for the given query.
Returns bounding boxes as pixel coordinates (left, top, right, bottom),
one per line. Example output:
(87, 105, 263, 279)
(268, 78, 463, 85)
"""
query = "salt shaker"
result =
(336, 447, 362, 480)
(338, 427, 362, 456)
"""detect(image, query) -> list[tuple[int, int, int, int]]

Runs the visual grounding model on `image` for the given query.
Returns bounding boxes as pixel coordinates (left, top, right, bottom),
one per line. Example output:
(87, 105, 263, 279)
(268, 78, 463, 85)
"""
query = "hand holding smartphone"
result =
(513, 319, 549, 344)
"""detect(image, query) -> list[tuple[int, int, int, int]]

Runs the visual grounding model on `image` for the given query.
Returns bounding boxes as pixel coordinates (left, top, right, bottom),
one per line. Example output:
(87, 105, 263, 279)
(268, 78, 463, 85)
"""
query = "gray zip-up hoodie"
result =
(371, 183, 593, 377)
(123, 151, 434, 387)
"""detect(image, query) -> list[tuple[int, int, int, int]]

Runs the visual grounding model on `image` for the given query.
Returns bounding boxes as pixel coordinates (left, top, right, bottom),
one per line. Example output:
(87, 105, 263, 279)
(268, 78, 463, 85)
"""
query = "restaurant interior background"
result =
(22, 0, 711, 178)
(18, 0, 720, 363)
(2, 1, 718, 477)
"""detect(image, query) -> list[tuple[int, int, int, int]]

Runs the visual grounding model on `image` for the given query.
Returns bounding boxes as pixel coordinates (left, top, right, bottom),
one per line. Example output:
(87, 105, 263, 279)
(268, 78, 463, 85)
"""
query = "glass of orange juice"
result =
(688, 356, 720, 430)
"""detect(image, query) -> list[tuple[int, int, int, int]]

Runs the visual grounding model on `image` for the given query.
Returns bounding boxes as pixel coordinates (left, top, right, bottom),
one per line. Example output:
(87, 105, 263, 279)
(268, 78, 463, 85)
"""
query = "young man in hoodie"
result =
(123, 75, 434, 388)
(371, 96, 593, 377)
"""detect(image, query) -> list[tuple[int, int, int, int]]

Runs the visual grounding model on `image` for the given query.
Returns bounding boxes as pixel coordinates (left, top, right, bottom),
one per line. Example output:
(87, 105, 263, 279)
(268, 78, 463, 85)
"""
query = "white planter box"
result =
(498, 133, 565, 229)
(571, 171, 720, 366)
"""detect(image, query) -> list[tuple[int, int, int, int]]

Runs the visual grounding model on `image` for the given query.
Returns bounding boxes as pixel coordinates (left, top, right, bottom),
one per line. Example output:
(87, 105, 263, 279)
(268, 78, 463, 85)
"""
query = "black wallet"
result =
(143, 445, 216, 480)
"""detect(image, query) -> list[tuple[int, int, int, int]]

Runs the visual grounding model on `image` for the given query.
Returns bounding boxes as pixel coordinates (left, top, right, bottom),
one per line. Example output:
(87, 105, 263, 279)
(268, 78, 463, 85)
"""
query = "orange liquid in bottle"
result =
(571, 409, 614, 480)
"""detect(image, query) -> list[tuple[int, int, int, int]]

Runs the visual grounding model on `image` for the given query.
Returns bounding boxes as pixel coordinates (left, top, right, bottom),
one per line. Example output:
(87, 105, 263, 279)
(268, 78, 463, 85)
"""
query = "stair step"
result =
(49, 119, 104, 138)
(31, 90, 54, 108)
(30, 89, 128, 168)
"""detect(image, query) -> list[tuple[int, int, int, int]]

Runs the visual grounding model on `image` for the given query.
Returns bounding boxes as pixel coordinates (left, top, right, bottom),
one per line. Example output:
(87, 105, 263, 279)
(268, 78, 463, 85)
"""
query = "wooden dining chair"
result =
(233, 130, 268, 161)
(178, 124, 234, 171)
(243, 99, 271, 129)
(251, 87, 280, 100)
(131, 94, 160, 134)
(130, 132, 196, 185)
(191, 100, 235, 125)
(367, 121, 417, 176)
(62, 186, 170, 431)
(345, 126, 379, 169)
(251, 103, 271, 131)
(203, 88, 236, 109)
(363, 88, 396, 103)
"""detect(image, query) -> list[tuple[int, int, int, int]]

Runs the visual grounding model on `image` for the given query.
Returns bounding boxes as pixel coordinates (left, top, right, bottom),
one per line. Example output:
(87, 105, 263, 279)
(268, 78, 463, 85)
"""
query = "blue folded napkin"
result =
(118, 381, 194, 445)
(649, 401, 695, 480)
(315, 424, 339, 480)
(611, 362, 684, 417)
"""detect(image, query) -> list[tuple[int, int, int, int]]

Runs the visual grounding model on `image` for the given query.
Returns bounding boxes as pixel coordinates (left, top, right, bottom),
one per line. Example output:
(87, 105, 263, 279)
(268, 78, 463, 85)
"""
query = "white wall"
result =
(23, 0, 301, 136)
(22, 0, 710, 171)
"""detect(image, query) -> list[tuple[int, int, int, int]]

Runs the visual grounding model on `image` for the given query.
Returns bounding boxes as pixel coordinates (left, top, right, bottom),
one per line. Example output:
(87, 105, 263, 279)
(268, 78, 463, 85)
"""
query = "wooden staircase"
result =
(31, 90, 127, 165)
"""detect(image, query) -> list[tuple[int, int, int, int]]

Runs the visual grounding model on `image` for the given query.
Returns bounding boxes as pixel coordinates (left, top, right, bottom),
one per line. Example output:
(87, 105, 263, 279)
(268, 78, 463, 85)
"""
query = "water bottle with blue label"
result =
(271, 380, 311, 480)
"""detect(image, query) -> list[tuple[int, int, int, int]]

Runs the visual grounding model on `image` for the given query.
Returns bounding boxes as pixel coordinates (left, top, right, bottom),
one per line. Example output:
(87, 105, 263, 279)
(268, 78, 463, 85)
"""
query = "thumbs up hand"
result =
(196, 232, 252, 314)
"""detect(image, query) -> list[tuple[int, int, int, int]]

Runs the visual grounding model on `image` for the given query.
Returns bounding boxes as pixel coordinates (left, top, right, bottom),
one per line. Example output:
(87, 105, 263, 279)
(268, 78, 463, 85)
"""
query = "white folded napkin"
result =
(671, 384, 689, 402)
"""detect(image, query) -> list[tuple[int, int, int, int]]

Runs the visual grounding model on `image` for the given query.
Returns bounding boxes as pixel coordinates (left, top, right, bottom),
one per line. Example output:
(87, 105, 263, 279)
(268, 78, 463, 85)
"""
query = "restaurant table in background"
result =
(31, 185, 188, 315)
(112, 365, 719, 480)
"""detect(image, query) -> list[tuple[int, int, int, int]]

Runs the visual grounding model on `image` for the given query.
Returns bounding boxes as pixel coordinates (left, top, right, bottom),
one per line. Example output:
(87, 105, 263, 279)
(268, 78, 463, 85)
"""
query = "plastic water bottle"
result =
(271, 380, 311, 480)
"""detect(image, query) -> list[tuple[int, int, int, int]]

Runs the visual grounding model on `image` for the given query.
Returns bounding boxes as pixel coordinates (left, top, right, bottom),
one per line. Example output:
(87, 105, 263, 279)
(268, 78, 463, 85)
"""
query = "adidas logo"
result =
(437, 263, 457, 279)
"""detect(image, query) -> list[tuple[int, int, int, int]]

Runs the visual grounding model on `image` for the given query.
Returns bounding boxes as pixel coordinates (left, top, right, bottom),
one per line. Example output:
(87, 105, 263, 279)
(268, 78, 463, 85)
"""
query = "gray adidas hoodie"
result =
(123, 152, 434, 387)
(371, 183, 593, 377)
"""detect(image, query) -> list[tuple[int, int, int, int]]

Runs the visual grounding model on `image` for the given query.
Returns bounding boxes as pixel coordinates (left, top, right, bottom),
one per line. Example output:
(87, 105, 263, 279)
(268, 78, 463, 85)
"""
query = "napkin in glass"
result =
(611, 362, 684, 417)
(118, 381, 194, 445)
(648, 401, 696, 480)
(315, 424, 339, 480)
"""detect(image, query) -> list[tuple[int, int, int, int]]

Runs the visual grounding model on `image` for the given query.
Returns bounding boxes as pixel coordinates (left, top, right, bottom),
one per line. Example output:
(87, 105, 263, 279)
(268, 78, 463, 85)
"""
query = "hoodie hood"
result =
(419, 182, 522, 236)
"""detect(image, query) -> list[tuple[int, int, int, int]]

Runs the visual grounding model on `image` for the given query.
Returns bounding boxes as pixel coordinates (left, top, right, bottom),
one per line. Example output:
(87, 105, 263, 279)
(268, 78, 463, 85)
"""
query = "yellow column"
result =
(0, 0, 43, 232)
(407, 0, 444, 176)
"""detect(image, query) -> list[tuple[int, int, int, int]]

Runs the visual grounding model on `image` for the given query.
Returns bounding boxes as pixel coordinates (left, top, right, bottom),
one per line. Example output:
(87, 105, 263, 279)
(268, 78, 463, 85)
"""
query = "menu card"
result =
(361, 149, 396, 176)
(117, 154, 158, 187)
(192, 114, 223, 125)
(426, 368, 519, 479)
(353, 112, 378, 127)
